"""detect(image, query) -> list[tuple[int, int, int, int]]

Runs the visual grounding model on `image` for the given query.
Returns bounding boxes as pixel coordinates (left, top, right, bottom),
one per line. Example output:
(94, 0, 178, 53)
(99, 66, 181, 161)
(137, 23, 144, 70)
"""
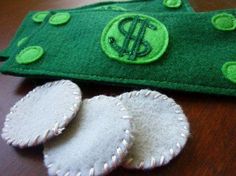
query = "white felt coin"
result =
(118, 89, 190, 169)
(1, 80, 82, 148)
(44, 96, 133, 176)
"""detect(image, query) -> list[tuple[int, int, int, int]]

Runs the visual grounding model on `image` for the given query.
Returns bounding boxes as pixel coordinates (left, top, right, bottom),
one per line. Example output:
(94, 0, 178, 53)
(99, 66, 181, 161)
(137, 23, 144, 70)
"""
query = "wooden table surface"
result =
(0, 0, 236, 176)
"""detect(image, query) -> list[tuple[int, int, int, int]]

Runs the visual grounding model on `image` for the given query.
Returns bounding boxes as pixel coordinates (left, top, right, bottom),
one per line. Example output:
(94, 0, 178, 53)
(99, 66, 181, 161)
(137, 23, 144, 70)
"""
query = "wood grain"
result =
(0, 1, 236, 176)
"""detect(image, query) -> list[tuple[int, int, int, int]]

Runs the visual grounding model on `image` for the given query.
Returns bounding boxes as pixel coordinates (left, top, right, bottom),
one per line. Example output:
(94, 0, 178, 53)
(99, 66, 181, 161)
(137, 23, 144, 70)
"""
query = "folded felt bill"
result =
(1, 0, 236, 96)
(0, 0, 193, 59)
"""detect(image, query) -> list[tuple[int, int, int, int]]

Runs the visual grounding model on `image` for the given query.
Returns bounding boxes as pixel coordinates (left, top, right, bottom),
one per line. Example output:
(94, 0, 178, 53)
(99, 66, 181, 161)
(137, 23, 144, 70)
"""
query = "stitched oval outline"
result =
(49, 12, 71, 25)
(222, 61, 236, 84)
(32, 11, 50, 23)
(163, 0, 182, 8)
(16, 46, 44, 64)
(101, 14, 169, 64)
(211, 13, 236, 31)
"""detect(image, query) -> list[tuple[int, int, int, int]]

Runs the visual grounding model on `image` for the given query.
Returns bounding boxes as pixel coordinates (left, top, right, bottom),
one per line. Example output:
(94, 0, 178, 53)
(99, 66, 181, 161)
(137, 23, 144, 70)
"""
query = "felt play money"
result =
(0, 0, 193, 60)
(44, 96, 133, 176)
(1, 80, 82, 148)
(1, 8, 236, 96)
(118, 89, 190, 169)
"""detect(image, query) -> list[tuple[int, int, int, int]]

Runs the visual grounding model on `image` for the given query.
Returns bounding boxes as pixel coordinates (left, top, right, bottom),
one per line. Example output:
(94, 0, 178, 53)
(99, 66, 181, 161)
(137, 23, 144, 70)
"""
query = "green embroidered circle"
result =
(32, 11, 50, 23)
(17, 37, 28, 47)
(222, 62, 236, 84)
(101, 14, 169, 64)
(212, 13, 236, 31)
(16, 46, 44, 64)
(49, 12, 71, 25)
(163, 0, 182, 8)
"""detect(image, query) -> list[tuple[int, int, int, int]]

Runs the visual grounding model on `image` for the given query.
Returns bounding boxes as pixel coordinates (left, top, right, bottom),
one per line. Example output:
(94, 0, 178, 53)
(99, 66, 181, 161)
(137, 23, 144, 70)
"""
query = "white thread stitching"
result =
(1, 80, 81, 148)
(44, 95, 134, 176)
(121, 89, 189, 168)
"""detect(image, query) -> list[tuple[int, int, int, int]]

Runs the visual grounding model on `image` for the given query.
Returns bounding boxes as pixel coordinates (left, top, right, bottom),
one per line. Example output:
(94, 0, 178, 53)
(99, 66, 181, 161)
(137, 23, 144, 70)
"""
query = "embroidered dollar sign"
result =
(101, 14, 169, 64)
(108, 16, 157, 61)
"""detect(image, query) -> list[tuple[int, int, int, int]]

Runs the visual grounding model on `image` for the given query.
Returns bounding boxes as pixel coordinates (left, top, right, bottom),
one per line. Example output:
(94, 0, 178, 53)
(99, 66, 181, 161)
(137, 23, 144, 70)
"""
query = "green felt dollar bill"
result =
(0, 0, 193, 60)
(1, 8, 236, 96)
(0, 1, 236, 97)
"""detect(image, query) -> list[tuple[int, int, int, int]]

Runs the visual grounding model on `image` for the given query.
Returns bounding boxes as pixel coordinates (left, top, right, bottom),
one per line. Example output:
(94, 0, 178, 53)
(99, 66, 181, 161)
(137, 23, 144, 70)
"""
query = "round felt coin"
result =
(163, 0, 182, 8)
(44, 96, 133, 176)
(32, 11, 50, 23)
(118, 89, 190, 169)
(16, 46, 44, 64)
(211, 13, 236, 31)
(49, 12, 71, 25)
(1, 80, 82, 148)
(101, 13, 169, 64)
(222, 61, 236, 84)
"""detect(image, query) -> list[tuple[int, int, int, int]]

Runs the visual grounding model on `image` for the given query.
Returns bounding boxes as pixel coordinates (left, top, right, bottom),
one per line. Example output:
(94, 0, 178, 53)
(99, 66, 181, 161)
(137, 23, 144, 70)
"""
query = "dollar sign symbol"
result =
(108, 16, 157, 61)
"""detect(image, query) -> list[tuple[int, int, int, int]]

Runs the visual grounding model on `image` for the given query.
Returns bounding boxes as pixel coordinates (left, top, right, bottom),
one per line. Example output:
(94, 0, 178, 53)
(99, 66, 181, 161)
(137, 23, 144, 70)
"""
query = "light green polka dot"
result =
(32, 11, 50, 23)
(212, 13, 236, 31)
(163, 0, 182, 8)
(17, 37, 28, 47)
(16, 46, 44, 64)
(222, 62, 236, 84)
(49, 12, 71, 25)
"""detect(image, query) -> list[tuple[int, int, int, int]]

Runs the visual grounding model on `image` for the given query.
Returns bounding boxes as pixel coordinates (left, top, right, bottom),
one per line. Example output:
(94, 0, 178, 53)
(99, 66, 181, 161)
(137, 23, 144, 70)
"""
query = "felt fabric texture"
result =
(32, 11, 50, 23)
(44, 96, 133, 176)
(211, 13, 236, 31)
(1, 80, 82, 148)
(163, 0, 182, 8)
(0, 11, 46, 61)
(16, 46, 44, 64)
(1, 10, 236, 96)
(49, 12, 71, 25)
(87, 0, 193, 13)
(222, 61, 236, 84)
(117, 89, 190, 169)
(101, 13, 169, 64)
(0, 0, 193, 60)
(17, 37, 29, 47)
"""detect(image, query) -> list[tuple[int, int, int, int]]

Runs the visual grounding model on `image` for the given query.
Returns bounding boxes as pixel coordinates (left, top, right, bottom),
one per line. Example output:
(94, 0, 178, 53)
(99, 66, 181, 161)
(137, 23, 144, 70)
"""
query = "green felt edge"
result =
(0, 12, 33, 54)
(60, 0, 154, 12)
(0, 49, 9, 61)
(1, 67, 236, 96)
(53, 0, 193, 12)
(0, 12, 51, 61)
(94, 5, 128, 11)
(1, 10, 236, 96)
(182, 0, 193, 12)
